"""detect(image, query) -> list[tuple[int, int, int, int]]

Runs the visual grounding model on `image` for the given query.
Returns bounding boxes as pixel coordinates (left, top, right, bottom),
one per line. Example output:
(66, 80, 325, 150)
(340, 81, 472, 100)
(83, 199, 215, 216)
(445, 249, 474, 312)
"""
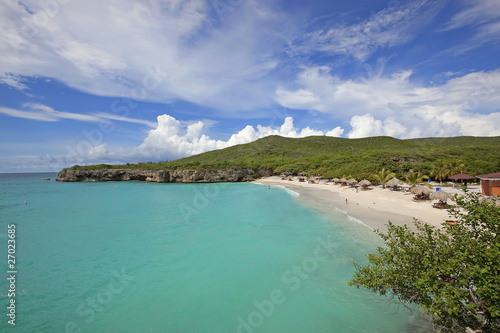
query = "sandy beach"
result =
(256, 176, 479, 233)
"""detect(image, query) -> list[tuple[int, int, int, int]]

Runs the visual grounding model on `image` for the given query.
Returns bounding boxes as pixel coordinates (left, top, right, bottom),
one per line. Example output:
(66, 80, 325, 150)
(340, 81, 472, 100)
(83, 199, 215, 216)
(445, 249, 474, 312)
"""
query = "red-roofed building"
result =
(476, 172, 500, 196)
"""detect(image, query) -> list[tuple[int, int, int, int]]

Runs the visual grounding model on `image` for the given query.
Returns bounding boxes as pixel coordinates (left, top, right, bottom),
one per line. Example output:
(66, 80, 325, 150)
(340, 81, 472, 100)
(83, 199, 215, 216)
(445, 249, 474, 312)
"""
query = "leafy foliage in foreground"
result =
(66, 135, 500, 181)
(349, 191, 500, 332)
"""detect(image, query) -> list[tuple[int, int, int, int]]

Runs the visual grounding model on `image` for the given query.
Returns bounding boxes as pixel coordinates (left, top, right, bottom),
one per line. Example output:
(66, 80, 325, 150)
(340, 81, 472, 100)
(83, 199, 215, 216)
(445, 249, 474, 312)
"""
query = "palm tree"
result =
(431, 160, 449, 184)
(374, 168, 396, 189)
(406, 169, 429, 187)
(448, 160, 465, 176)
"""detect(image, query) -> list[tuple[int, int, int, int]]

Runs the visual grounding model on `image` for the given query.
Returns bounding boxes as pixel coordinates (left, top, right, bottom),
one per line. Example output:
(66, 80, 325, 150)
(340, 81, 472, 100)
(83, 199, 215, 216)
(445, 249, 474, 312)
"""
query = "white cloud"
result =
(0, 73, 27, 90)
(347, 114, 407, 138)
(438, 0, 500, 55)
(81, 114, 345, 163)
(0, 0, 292, 112)
(276, 67, 500, 138)
(0, 103, 157, 127)
(0, 114, 346, 171)
(303, 0, 444, 61)
(441, 0, 500, 31)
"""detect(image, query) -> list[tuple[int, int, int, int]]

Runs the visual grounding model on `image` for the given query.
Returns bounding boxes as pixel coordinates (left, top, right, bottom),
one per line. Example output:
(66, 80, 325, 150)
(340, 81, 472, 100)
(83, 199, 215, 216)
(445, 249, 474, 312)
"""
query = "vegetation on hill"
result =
(349, 191, 500, 332)
(66, 135, 500, 182)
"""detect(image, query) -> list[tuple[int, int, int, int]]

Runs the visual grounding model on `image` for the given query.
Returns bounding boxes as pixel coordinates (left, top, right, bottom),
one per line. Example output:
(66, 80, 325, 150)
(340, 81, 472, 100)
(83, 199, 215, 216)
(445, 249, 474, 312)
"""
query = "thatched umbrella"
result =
(386, 177, 400, 188)
(430, 190, 453, 202)
(347, 178, 358, 185)
(411, 185, 433, 195)
(358, 179, 371, 190)
(298, 171, 307, 177)
(358, 179, 371, 186)
(340, 178, 347, 183)
(333, 178, 340, 183)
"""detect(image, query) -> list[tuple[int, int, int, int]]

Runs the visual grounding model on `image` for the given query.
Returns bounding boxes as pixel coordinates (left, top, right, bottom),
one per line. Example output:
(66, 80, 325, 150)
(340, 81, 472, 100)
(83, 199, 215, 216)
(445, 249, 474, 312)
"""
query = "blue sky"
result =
(1, 0, 500, 172)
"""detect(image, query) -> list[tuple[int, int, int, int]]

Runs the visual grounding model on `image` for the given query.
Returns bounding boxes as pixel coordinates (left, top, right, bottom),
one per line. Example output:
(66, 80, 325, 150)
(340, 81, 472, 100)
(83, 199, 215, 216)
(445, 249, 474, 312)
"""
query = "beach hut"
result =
(476, 172, 500, 196)
(449, 172, 475, 186)
(358, 179, 371, 190)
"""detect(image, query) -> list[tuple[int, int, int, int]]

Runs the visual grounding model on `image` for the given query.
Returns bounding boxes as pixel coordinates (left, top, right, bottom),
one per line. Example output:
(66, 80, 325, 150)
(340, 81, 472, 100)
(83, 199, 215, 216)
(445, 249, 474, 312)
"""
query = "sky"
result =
(1, 0, 500, 172)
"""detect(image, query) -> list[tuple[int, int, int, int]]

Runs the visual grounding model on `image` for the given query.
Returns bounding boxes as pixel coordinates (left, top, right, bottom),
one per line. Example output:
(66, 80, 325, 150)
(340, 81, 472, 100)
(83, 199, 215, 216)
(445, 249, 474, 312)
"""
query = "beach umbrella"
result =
(386, 177, 400, 187)
(449, 172, 475, 181)
(340, 178, 347, 183)
(430, 190, 454, 201)
(347, 178, 358, 185)
(449, 172, 475, 185)
(333, 178, 340, 183)
(358, 179, 371, 186)
(410, 185, 433, 195)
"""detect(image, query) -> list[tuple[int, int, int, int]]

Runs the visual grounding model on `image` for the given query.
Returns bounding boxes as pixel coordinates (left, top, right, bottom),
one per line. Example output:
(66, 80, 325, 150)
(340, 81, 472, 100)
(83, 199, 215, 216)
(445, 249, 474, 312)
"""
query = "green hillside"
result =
(67, 135, 500, 182)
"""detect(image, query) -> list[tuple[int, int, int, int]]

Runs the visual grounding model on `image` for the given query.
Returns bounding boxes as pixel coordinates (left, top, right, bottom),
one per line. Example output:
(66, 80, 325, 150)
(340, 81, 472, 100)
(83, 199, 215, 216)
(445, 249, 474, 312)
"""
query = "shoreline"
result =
(255, 176, 465, 233)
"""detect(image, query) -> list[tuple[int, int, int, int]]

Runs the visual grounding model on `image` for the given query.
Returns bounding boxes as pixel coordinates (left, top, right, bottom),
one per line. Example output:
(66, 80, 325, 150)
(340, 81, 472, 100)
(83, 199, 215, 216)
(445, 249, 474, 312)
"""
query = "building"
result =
(476, 172, 500, 196)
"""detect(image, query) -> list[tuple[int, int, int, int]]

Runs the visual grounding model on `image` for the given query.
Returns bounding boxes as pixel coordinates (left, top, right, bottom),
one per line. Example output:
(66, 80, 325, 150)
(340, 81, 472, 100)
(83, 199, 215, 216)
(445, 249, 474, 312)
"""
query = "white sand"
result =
(255, 177, 475, 233)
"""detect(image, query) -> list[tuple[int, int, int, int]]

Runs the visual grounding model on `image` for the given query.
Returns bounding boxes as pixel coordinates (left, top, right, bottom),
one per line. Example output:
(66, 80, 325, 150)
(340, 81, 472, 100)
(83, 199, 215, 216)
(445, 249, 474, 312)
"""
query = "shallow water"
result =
(0, 173, 432, 332)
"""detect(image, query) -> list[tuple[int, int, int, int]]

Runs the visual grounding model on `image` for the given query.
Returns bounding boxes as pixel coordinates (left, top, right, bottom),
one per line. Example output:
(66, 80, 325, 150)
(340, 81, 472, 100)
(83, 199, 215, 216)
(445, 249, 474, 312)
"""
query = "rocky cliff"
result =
(56, 168, 272, 183)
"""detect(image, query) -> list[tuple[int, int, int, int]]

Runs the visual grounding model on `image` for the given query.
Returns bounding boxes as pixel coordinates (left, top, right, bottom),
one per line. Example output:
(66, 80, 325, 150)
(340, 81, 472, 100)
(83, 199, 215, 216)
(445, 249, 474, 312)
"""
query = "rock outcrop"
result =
(56, 168, 272, 183)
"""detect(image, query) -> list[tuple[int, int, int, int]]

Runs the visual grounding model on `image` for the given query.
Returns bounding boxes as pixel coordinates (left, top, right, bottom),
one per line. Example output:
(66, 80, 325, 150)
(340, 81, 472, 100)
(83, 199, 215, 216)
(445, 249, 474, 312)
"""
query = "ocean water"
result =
(0, 173, 432, 333)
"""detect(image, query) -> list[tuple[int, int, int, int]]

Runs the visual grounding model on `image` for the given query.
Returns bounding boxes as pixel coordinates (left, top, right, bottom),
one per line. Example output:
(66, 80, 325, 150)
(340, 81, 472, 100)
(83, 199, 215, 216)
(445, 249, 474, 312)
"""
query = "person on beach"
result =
(346, 198, 348, 204)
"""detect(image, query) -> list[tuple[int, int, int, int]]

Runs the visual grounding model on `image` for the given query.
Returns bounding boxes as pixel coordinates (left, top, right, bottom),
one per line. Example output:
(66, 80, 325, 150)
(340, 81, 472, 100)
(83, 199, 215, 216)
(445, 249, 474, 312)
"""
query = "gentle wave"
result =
(334, 207, 347, 214)
(347, 215, 374, 230)
(334, 207, 373, 230)
(273, 184, 300, 197)
(252, 182, 300, 197)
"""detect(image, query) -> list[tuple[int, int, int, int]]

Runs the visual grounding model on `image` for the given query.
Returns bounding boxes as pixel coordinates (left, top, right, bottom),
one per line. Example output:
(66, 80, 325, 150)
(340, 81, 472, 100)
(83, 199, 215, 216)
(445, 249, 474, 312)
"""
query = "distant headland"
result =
(56, 168, 271, 183)
(56, 135, 500, 183)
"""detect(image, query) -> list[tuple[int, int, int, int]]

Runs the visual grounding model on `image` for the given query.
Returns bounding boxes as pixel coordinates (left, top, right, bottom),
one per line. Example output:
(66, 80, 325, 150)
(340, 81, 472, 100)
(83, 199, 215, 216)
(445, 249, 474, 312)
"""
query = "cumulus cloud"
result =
(82, 114, 345, 163)
(276, 67, 500, 138)
(347, 114, 408, 139)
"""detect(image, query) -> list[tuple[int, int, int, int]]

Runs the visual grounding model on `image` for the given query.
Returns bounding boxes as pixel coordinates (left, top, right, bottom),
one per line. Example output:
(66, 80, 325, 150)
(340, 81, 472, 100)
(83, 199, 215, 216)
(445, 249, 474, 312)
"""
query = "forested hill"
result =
(65, 135, 500, 181)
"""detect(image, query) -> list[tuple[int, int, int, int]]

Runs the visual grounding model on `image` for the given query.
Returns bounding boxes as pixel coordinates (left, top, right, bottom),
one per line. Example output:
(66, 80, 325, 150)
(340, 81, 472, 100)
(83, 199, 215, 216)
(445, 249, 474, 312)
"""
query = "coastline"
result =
(255, 176, 461, 233)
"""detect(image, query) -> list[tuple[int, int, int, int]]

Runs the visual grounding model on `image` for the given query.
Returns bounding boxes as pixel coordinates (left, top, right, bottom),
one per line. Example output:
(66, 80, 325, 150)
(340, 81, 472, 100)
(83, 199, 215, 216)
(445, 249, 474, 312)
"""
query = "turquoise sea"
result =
(0, 173, 432, 333)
